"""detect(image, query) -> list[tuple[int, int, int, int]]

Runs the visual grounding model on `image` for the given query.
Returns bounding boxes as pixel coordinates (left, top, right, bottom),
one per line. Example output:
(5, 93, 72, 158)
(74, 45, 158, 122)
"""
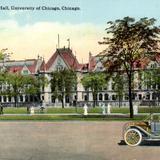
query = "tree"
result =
(50, 69, 77, 108)
(99, 17, 160, 118)
(142, 66, 160, 105)
(81, 72, 107, 107)
(35, 71, 48, 102)
(5, 73, 40, 107)
(0, 48, 12, 61)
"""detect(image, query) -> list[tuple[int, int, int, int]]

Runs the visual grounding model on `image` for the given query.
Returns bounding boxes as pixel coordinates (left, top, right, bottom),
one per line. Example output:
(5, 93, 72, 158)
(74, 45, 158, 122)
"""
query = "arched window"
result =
(84, 95, 88, 101)
(3, 96, 6, 102)
(20, 95, 23, 102)
(99, 93, 103, 101)
(112, 95, 116, 100)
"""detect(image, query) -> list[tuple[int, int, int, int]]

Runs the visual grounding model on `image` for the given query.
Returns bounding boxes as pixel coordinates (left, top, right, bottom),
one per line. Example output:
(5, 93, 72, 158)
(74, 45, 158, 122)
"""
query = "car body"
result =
(123, 114, 160, 146)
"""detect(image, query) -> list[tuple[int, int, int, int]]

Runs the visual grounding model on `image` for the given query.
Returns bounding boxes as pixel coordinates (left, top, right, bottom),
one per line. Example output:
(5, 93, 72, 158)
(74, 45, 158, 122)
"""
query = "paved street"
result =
(0, 121, 160, 160)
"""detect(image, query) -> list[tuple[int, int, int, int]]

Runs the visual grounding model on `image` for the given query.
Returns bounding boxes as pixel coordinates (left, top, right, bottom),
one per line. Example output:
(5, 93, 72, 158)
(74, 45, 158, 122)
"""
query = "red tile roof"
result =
(45, 51, 58, 71)
(9, 66, 23, 73)
(7, 59, 37, 74)
(46, 48, 80, 71)
(40, 60, 46, 72)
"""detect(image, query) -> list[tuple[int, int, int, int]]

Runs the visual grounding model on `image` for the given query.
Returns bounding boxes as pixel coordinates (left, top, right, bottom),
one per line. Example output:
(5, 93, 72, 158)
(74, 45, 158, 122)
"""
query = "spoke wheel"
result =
(124, 128, 142, 146)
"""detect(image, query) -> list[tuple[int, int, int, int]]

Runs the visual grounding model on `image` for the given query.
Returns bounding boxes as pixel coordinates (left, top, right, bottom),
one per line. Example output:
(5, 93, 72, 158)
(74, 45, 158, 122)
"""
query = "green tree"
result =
(99, 17, 160, 118)
(5, 73, 40, 107)
(0, 48, 12, 61)
(35, 71, 48, 102)
(142, 66, 160, 105)
(50, 69, 77, 108)
(81, 72, 107, 107)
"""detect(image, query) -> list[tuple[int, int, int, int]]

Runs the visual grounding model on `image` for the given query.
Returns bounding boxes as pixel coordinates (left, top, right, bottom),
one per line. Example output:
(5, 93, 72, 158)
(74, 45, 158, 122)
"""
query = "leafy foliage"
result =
(142, 67, 160, 101)
(81, 72, 107, 107)
(0, 72, 41, 107)
(99, 17, 160, 118)
(50, 69, 77, 108)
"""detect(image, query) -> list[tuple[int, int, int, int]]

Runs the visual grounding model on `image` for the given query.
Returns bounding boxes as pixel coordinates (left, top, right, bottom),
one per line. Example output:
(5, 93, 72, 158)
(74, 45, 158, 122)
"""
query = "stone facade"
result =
(0, 47, 159, 107)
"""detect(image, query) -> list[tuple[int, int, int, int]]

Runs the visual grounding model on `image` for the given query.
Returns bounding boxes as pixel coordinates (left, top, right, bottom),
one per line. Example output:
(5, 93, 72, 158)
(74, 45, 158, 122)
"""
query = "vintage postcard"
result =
(0, 0, 159, 160)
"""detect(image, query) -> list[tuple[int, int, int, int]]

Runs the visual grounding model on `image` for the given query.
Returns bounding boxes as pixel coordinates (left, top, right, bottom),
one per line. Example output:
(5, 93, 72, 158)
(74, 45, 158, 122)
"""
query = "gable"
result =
(21, 65, 31, 75)
(48, 55, 69, 72)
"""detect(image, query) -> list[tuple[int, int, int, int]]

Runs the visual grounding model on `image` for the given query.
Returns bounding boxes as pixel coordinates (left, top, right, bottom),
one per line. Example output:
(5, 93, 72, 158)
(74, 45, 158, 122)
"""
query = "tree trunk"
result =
(14, 96, 17, 107)
(61, 99, 64, 108)
(93, 100, 96, 108)
(61, 93, 65, 108)
(93, 93, 96, 108)
(128, 74, 133, 118)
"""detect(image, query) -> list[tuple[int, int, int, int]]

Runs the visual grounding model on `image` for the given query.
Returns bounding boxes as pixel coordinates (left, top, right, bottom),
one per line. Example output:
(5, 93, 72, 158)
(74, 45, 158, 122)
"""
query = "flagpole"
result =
(67, 38, 70, 49)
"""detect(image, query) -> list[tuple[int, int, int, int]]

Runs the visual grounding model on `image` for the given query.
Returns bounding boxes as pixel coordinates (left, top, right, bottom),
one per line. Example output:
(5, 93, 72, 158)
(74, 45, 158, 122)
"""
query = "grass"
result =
(0, 106, 159, 121)
(2, 106, 160, 114)
(0, 114, 148, 121)
(2, 107, 106, 114)
(4, 107, 27, 114)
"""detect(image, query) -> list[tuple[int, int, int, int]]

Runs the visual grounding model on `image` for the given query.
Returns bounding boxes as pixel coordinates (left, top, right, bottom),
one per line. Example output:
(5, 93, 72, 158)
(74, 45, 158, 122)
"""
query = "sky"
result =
(0, 0, 160, 62)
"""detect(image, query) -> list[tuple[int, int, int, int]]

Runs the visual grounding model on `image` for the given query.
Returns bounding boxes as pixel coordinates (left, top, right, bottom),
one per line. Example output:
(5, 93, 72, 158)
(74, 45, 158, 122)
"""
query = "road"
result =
(0, 121, 159, 160)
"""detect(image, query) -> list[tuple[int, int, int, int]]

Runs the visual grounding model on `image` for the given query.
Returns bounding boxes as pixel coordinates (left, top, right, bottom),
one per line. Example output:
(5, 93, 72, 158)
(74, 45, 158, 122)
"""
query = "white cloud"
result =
(0, 20, 106, 63)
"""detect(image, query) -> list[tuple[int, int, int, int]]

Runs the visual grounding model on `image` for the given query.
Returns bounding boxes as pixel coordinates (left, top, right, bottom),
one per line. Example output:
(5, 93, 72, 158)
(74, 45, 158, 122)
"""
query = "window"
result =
(84, 95, 88, 101)
(112, 95, 117, 100)
(23, 70, 29, 75)
(3, 96, 6, 102)
(111, 83, 115, 90)
(8, 96, 12, 102)
(56, 65, 63, 71)
(20, 95, 23, 102)
(146, 94, 150, 100)
(25, 95, 29, 102)
(138, 94, 142, 100)
(104, 94, 109, 100)
(99, 93, 103, 101)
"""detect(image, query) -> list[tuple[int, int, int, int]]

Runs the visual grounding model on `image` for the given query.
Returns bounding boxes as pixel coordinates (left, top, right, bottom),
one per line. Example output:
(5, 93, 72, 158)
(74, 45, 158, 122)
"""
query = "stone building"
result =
(0, 47, 159, 107)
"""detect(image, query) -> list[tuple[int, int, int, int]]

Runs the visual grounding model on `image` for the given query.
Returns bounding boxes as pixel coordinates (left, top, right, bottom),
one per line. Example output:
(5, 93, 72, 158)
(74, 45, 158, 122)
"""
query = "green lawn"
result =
(0, 106, 158, 121)
(2, 106, 160, 114)
(0, 114, 147, 121)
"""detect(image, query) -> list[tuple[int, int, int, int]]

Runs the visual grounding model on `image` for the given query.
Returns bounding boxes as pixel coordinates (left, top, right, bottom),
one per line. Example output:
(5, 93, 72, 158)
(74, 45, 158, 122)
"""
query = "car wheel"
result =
(124, 128, 142, 147)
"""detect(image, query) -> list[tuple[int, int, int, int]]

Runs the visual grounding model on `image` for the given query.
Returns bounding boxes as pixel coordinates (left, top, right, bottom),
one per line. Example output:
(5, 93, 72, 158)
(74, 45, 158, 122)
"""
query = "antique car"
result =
(123, 114, 160, 146)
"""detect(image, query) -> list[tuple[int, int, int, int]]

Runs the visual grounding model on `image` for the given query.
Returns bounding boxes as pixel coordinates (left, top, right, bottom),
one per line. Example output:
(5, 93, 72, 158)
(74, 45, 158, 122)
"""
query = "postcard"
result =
(0, 0, 159, 160)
